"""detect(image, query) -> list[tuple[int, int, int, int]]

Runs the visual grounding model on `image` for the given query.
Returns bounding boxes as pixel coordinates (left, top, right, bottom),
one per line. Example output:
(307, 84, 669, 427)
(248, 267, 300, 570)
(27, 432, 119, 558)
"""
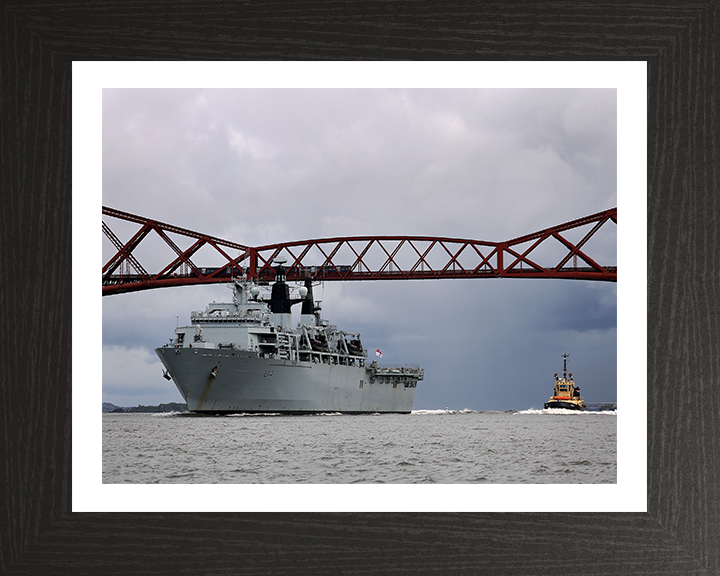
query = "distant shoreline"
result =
(102, 402, 188, 413)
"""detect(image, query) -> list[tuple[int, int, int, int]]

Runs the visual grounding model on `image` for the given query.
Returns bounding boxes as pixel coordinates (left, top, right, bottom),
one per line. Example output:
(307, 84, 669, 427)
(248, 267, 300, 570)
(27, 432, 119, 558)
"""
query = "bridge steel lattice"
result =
(102, 206, 617, 296)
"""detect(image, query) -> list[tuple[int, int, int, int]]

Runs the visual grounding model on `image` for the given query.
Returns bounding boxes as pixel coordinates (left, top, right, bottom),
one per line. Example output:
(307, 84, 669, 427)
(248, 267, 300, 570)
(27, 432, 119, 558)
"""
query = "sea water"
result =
(102, 409, 616, 484)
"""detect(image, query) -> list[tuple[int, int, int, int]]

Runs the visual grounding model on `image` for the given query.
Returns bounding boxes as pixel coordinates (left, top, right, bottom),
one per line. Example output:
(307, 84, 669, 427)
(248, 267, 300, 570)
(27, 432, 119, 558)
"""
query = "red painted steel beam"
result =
(501, 207, 617, 281)
(102, 207, 251, 295)
(102, 207, 616, 295)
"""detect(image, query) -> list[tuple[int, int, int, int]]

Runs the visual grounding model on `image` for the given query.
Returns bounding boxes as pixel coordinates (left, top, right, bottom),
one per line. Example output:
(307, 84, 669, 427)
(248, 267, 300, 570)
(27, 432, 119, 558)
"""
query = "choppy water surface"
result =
(103, 409, 616, 484)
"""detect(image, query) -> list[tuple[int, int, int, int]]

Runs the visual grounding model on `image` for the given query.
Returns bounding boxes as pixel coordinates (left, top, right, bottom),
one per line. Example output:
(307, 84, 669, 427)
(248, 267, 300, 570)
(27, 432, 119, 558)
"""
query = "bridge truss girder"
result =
(102, 207, 616, 296)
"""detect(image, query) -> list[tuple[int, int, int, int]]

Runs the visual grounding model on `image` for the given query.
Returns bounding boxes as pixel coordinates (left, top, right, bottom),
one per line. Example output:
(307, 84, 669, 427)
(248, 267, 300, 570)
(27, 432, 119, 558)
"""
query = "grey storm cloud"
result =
(102, 88, 617, 410)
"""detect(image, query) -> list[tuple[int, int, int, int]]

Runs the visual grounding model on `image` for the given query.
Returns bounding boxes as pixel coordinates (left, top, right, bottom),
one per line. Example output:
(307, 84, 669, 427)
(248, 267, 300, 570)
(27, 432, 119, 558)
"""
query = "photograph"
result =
(4, 3, 717, 571)
(101, 87, 618, 485)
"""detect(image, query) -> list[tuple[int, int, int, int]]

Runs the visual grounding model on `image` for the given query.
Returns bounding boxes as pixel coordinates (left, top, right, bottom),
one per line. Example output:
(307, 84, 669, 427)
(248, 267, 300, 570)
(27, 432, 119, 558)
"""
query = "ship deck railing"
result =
(373, 364, 423, 376)
(190, 312, 267, 323)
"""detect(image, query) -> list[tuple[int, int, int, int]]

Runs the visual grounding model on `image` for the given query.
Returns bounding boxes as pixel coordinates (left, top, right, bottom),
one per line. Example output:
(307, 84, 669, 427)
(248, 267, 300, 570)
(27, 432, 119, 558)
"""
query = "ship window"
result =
(359, 380, 363, 389)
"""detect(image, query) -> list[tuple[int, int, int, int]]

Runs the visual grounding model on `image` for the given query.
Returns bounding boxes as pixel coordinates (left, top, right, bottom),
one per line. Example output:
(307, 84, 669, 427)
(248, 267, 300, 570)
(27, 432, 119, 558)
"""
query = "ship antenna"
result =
(562, 352, 569, 379)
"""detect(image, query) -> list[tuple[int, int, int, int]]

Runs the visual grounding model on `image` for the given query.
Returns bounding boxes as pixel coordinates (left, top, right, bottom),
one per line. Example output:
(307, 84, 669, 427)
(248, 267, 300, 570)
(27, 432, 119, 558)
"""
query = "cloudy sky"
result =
(102, 88, 617, 411)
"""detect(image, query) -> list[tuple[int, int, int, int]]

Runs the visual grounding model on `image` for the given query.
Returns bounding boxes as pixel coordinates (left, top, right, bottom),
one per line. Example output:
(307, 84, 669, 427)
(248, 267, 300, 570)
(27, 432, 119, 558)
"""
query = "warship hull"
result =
(156, 346, 417, 414)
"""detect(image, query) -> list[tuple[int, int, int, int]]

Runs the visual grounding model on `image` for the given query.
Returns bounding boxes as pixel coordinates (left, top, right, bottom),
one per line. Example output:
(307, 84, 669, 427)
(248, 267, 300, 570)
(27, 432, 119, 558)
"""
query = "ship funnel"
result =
(273, 257, 287, 283)
(301, 278, 315, 315)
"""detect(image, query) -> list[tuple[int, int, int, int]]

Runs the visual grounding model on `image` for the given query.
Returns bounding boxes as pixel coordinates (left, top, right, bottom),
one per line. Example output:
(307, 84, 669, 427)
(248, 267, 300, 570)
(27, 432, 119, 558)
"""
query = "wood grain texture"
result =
(1, 1, 718, 574)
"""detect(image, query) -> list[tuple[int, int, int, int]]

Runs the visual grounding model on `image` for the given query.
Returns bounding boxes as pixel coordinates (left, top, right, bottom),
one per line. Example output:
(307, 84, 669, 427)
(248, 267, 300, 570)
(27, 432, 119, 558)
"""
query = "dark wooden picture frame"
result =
(2, 3, 717, 574)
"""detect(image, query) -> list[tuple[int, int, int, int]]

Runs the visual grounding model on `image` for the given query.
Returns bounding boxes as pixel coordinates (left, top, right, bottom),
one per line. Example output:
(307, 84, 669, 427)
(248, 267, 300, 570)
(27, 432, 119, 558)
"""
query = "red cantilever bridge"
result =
(102, 206, 617, 296)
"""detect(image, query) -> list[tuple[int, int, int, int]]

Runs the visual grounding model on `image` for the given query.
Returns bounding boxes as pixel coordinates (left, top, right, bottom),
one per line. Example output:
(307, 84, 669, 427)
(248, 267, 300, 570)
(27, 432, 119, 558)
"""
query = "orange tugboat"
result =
(544, 353, 587, 410)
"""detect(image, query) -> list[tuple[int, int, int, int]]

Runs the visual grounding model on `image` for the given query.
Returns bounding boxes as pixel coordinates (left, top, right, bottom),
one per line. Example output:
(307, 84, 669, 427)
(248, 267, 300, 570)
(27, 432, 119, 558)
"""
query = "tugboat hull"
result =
(544, 400, 587, 410)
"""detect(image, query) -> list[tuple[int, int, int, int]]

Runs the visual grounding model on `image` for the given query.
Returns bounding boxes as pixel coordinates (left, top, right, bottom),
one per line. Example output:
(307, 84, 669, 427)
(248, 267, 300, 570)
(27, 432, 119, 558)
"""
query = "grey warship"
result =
(155, 259, 423, 414)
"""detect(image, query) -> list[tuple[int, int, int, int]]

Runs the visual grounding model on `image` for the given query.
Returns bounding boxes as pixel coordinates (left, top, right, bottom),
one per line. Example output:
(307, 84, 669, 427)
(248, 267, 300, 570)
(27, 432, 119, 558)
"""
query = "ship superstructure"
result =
(155, 259, 423, 414)
(543, 353, 587, 410)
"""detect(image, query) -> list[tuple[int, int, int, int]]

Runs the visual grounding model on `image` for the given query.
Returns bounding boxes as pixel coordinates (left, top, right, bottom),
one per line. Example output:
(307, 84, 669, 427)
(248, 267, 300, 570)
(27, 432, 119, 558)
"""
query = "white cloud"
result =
(227, 126, 280, 160)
